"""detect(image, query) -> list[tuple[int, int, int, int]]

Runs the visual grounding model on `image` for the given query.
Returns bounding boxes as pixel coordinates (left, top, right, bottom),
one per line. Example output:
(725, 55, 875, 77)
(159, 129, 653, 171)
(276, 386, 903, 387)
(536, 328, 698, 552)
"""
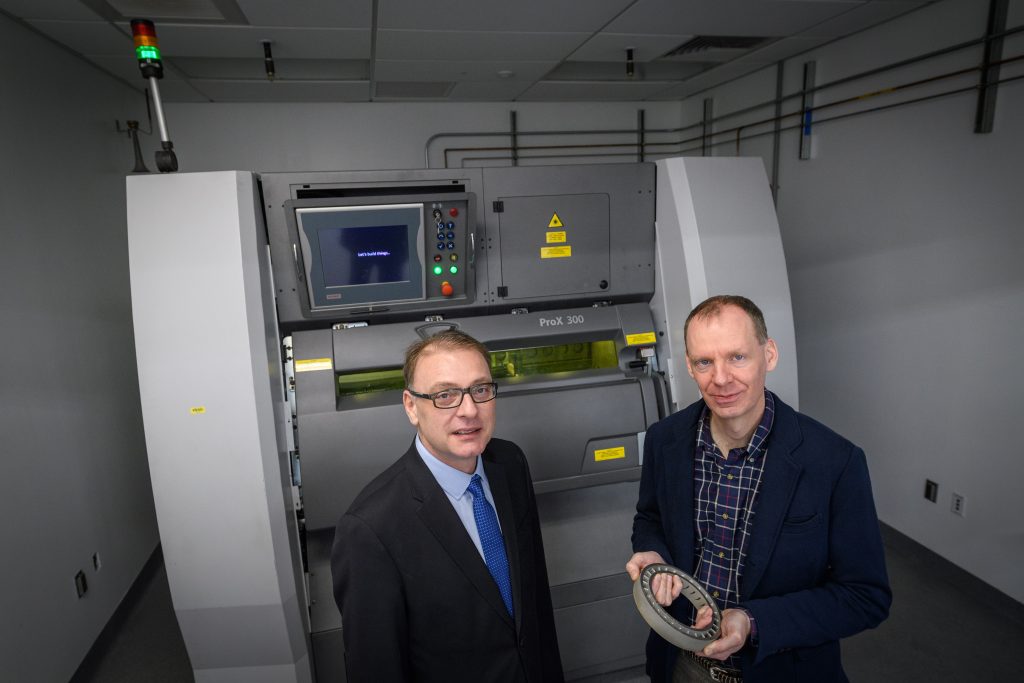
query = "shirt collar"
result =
(697, 388, 775, 460)
(415, 435, 484, 499)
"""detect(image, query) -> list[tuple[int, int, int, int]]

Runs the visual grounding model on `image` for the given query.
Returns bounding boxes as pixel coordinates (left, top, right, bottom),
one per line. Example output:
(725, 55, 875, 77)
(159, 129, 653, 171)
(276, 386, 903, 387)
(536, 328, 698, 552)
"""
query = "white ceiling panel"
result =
(236, 0, 373, 29)
(732, 36, 831, 65)
(169, 57, 368, 80)
(27, 19, 130, 55)
(150, 78, 212, 101)
(607, 0, 866, 37)
(797, 1, 928, 38)
(446, 80, 534, 101)
(376, 29, 587, 62)
(374, 59, 555, 83)
(85, 52, 184, 81)
(135, 24, 371, 59)
(0, 0, 100, 20)
(647, 61, 772, 99)
(190, 79, 370, 101)
(377, 0, 631, 32)
(519, 79, 676, 101)
(546, 60, 708, 81)
(568, 33, 694, 63)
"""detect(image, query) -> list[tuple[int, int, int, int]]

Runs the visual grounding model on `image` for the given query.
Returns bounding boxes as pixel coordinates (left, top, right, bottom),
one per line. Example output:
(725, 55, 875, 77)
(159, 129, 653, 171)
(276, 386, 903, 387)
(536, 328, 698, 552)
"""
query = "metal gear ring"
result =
(632, 563, 722, 652)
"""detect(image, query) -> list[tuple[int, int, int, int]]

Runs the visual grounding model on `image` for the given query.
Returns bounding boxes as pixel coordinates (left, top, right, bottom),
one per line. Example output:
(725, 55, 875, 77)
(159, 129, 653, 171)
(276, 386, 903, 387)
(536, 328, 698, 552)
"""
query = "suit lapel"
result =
(740, 402, 803, 599)
(405, 448, 515, 627)
(483, 451, 523, 633)
(662, 422, 698, 569)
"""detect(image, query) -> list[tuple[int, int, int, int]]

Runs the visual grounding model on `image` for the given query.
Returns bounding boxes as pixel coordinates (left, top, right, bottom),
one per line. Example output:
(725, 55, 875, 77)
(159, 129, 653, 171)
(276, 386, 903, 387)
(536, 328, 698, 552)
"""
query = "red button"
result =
(449, 207, 459, 217)
(441, 281, 454, 297)
(433, 254, 442, 262)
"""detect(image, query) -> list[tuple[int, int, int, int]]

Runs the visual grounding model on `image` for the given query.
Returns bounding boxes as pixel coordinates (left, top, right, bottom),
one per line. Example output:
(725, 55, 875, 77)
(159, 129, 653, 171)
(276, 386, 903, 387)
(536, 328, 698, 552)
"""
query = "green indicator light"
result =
(433, 265, 443, 275)
(136, 45, 161, 60)
(449, 265, 458, 274)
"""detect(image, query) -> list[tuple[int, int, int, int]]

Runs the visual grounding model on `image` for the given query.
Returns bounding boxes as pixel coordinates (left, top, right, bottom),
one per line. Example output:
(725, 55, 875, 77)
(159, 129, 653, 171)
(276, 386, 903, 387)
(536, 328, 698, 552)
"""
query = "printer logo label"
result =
(539, 314, 584, 327)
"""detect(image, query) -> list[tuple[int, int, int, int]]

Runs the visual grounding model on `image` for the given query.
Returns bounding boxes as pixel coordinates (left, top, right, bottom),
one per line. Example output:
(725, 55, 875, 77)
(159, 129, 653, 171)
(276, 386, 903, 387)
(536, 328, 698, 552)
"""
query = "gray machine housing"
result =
(126, 158, 797, 683)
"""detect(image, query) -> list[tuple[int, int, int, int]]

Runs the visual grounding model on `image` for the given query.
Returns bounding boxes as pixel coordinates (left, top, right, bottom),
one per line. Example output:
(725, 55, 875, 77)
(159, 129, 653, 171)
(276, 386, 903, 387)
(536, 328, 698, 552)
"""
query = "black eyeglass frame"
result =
(406, 382, 499, 409)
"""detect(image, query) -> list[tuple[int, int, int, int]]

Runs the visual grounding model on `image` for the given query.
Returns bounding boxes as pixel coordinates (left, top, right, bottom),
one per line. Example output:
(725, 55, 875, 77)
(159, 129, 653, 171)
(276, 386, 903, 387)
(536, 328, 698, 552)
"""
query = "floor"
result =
(71, 524, 1023, 682)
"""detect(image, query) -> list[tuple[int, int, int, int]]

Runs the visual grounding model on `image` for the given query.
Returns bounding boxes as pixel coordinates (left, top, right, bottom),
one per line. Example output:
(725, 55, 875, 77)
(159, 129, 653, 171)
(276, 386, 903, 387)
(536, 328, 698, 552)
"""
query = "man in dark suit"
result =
(627, 295, 890, 682)
(332, 330, 563, 682)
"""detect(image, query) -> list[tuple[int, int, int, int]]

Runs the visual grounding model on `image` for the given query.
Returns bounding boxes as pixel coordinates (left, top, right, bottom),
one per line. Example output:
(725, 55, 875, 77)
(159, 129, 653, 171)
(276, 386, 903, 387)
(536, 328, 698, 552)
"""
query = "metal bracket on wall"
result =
(637, 109, 646, 162)
(510, 110, 519, 166)
(975, 0, 1008, 133)
(799, 61, 816, 160)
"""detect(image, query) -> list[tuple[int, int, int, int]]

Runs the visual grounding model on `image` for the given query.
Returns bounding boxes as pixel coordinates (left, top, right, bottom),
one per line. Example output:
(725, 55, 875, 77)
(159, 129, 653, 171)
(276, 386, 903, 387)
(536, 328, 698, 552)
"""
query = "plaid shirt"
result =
(693, 389, 774, 666)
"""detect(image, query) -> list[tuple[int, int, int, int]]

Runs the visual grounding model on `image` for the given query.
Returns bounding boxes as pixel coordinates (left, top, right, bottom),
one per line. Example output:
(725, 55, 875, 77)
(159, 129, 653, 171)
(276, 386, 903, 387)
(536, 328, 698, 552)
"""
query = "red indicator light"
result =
(433, 254, 442, 262)
(441, 281, 454, 297)
(449, 207, 459, 217)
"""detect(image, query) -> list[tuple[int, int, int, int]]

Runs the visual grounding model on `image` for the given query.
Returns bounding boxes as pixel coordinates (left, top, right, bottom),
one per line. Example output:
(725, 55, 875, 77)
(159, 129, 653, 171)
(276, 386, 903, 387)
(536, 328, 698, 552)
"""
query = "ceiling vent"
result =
(662, 35, 769, 56)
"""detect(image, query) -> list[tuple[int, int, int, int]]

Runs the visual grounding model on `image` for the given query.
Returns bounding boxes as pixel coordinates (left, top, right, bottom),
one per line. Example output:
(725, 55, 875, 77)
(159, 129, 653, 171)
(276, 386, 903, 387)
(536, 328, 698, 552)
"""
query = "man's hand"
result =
(700, 608, 751, 661)
(626, 551, 682, 606)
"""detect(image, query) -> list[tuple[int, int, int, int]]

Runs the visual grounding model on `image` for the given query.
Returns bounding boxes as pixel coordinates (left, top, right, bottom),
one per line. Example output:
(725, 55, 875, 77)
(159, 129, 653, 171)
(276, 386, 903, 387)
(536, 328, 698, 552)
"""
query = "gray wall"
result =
(0, 13, 159, 682)
(693, 0, 1024, 602)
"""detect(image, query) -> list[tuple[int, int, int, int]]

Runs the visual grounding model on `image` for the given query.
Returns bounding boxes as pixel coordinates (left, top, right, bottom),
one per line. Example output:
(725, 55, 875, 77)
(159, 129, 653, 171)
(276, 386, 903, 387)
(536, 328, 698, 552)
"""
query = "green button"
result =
(449, 265, 458, 274)
(432, 265, 443, 275)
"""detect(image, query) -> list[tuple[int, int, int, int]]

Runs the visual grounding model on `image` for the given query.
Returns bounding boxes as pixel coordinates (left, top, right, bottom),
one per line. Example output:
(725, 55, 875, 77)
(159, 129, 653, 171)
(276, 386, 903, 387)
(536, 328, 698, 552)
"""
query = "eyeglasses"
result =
(406, 382, 498, 409)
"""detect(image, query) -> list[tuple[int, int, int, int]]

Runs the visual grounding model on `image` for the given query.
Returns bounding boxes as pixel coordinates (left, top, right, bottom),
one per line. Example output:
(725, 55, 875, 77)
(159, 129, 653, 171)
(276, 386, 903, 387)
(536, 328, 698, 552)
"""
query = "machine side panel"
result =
(127, 172, 311, 683)
(653, 157, 798, 411)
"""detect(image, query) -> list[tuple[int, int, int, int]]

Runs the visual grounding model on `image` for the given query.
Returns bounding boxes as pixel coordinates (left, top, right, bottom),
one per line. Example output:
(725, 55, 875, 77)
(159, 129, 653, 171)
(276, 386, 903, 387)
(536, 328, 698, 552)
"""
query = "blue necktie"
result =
(467, 474, 514, 617)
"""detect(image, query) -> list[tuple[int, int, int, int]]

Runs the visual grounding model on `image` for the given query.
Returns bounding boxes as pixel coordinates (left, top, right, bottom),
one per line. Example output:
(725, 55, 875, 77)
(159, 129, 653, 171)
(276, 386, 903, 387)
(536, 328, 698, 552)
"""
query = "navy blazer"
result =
(332, 438, 564, 683)
(632, 393, 891, 682)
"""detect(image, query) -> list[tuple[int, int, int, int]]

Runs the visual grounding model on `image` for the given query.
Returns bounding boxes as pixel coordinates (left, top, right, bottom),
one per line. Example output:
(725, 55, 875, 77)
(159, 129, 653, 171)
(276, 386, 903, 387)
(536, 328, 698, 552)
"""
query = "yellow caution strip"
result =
(626, 332, 657, 345)
(295, 358, 333, 372)
(540, 246, 572, 259)
(595, 446, 626, 462)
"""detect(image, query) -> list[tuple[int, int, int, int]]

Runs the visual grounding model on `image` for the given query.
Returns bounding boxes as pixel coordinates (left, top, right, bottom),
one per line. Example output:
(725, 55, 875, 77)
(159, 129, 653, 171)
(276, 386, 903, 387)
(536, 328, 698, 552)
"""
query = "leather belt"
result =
(687, 651, 743, 683)
(632, 563, 722, 652)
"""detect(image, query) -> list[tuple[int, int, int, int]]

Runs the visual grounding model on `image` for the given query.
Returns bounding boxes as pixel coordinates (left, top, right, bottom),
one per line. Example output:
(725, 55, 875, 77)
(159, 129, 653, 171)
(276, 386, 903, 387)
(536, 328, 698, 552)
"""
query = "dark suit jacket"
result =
(331, 438, 564, 683)
(632, 393, 891, 682)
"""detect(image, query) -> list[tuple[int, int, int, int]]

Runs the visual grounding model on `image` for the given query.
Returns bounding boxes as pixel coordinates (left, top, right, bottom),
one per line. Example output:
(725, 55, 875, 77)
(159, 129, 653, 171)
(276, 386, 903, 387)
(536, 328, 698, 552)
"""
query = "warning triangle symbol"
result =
(548, 213, 563, 228)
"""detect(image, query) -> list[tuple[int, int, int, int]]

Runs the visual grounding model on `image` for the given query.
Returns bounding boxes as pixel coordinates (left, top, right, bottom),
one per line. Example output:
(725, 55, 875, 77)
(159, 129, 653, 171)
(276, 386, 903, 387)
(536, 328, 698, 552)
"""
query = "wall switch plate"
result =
(924, 479, 938, 502)
(952, 492, 966, 516)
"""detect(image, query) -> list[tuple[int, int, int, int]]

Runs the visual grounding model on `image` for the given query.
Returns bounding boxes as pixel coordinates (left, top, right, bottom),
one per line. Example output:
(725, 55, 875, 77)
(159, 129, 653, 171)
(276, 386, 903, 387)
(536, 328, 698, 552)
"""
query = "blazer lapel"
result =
(482, 452, 523, 633)
(405, 448, 515, 627)
(740, 402, 803, 599)
(662, 423, 698, 569)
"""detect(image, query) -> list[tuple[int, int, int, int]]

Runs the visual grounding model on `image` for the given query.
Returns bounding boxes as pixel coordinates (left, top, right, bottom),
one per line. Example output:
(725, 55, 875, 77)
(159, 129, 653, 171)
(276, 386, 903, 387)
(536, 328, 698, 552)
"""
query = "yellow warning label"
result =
(546, 231, 566, 243)
(595, 446, 626, 462)
(626, 332, 657, 346)
(295, 358, 333, 372)
(540, 246, 572, 259)
(189, 406, 206, 415)
(548, 213, 563, 228)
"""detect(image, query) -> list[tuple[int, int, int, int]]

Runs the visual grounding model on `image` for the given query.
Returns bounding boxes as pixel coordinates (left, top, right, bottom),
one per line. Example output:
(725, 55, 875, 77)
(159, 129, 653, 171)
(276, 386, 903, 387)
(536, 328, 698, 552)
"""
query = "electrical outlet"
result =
(951, 492, 966, 516)
(74, 570, 88, 598)
(924, 480, 938, 502)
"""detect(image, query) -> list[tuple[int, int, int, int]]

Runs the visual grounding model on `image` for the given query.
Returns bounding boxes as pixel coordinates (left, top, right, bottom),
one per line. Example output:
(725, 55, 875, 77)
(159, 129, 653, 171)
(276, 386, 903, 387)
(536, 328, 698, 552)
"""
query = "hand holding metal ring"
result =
(632, 563, 722, 652)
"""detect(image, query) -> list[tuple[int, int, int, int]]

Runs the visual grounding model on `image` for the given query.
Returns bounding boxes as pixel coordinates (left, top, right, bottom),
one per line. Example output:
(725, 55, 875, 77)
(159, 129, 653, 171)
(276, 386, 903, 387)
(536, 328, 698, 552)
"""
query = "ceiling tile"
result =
(607, 0, 867, 37)
(567, 33, 694, 62)
(797, 1, 928, 38)
(446, 80, 534, 101)
(167, 57, 368, 80)
(236, 0, 373, 28)
(518, 79, 676, 101)
(0, 0, 100, 20)
(646, 61, 772, 99)
(132, 24, 371, 59)
(546, 61, 708, 81)
(731, 36, 830, 64)
(27, 19, 131, 55)
(376, 29, 587, 61)
(188, 79, 370, 102)
(84, 52, 184, 81)
(152, 78, 213, 102)
(374, 59, 554, 82)
(377, 0, 632, 32)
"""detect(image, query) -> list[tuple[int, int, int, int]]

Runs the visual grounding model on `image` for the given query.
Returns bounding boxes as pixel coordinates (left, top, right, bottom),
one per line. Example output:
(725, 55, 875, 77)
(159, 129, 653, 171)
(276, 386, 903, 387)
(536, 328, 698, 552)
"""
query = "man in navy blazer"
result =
(332, 330, 563, 682)
(627, 296, 890, 682)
